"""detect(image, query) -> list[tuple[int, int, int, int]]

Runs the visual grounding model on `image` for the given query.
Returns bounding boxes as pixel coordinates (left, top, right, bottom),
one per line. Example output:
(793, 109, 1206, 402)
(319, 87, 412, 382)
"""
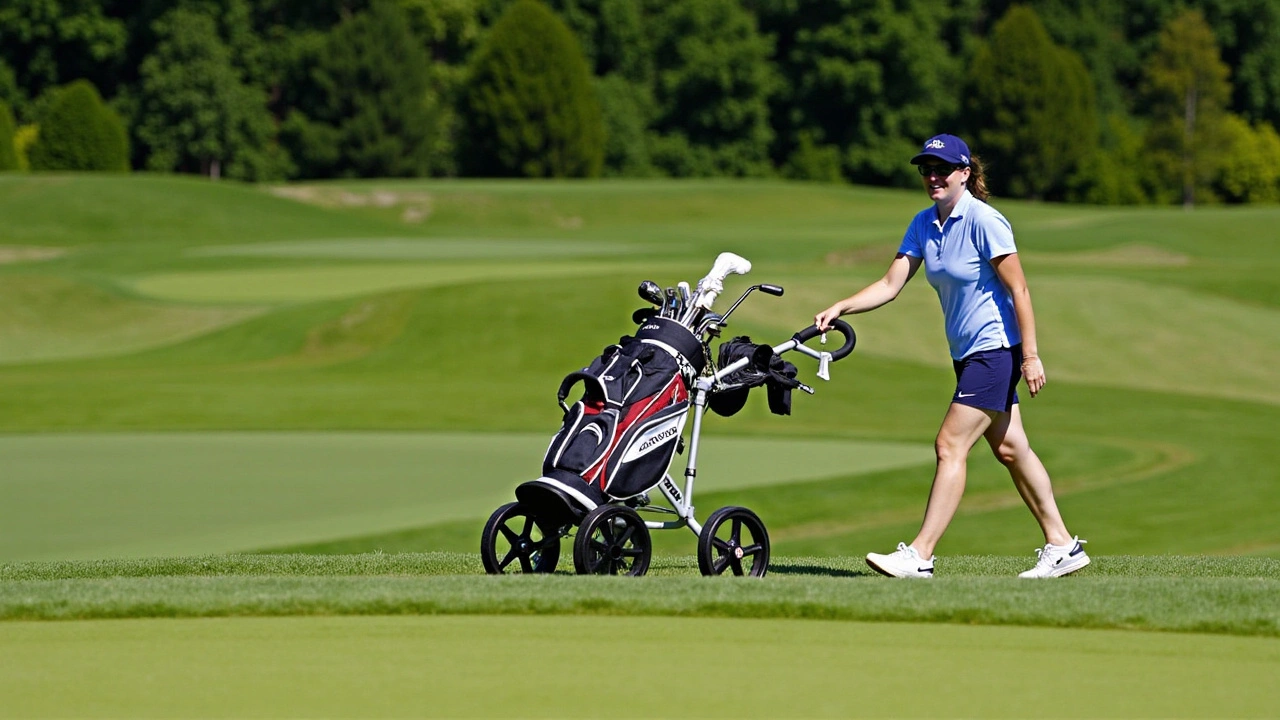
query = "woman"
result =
(814, 133, 1089, 579)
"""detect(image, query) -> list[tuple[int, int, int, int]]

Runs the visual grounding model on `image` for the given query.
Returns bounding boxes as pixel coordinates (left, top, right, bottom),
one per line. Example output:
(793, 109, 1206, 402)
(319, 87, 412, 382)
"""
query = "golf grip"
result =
(793, 319, 856, 361)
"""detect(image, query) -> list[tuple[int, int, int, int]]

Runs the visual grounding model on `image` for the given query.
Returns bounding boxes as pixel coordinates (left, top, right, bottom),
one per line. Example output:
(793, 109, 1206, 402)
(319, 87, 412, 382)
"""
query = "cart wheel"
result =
(697, 506, 770, 577)
(573, 505, 651, 576)
(481, 502, 560, 574)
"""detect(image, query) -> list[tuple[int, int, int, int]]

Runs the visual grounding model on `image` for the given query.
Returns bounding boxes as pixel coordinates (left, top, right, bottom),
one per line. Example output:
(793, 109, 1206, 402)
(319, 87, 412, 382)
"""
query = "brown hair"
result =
(967, 154, 989, 202)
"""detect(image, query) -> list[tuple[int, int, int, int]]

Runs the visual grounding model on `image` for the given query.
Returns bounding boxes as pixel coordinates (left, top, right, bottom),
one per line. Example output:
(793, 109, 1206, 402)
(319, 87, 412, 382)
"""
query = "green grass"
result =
(1, 173, 1278, 560)
(1, 178, 1278, 572)
(4, 173, 1280, 715)
(0, 432, 929, 562)
(4, 615, 1277, 719)
(3, 554, 1277, 637)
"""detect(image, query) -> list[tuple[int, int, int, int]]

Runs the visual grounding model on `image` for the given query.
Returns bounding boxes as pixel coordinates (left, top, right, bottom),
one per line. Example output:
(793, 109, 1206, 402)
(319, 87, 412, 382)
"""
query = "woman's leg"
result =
(984, 404, 1072, 546)
(909, 402, 994, 559)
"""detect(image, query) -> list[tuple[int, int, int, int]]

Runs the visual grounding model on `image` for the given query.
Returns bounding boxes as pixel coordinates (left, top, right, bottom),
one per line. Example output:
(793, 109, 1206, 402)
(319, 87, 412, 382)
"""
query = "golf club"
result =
(719, 283, 784, 325)
(638, 280, 663, 306)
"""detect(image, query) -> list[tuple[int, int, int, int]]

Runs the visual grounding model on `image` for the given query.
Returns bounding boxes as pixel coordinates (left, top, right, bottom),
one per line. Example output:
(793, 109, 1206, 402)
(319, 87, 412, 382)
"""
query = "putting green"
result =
(1, 615, 1276, 718)
(0, 432, 931, 561)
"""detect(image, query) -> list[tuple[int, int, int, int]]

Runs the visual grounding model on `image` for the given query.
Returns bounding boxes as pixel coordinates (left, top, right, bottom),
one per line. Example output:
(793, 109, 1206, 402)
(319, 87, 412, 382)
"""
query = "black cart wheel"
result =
(697, 506, 770, 577)
(573, 504, 651, 576)
(481, 502, 560, 574)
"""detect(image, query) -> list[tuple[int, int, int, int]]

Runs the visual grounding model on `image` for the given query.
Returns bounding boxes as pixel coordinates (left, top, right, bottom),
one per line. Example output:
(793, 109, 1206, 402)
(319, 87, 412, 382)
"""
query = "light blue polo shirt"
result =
(898, 190, 1021, 360)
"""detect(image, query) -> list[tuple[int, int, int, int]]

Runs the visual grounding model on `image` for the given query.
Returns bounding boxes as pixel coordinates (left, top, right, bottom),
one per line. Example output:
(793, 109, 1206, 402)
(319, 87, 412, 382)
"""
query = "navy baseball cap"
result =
(911, 134, 971, 166)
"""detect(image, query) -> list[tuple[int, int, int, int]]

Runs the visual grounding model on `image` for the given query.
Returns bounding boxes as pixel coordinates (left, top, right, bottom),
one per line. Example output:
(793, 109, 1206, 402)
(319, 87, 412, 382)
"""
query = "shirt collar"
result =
(933, 189, 974, 229)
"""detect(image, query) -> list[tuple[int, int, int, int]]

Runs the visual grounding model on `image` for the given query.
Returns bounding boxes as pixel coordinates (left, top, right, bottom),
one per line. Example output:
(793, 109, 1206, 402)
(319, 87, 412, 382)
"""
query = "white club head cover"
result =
(694, 252, 752, 309)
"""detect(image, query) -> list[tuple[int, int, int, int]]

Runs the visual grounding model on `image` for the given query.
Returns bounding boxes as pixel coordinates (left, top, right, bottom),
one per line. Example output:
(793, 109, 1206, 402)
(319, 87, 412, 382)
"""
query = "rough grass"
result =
(2, 554, 1277, 637)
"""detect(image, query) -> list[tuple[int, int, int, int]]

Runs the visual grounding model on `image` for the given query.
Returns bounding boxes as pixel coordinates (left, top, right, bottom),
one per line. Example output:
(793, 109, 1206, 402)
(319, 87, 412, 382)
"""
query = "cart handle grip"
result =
(792, 319, 856, 361)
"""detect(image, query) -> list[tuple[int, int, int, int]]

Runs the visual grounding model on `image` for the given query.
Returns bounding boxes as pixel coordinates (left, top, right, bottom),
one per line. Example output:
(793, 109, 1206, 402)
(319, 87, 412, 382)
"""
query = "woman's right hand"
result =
(814, 303, 845, 331)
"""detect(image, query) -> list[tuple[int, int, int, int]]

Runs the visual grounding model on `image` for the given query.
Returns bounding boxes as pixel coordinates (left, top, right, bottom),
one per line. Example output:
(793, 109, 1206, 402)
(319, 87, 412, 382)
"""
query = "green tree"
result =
(1142, 9, 1232, 207)
(135, 8, 287, 180)
(0, 60, 21, 117)
(26, 80, 128, 172)
(595, 73, 653, 176)
(459, 0, 604, 177)
(281, 0, 445, 178)
(13, 124, 38, 172)
(536, 0, 655, 176)
(646, 0, 776, 177)
(965, 5, 1097, 199)
(0, 101, 17, 170)
(782, 131, 843, 183)
(0, 0, 126, 105)
(1067, 114, 1149, 205)
(754, 0, 977, 186)
(397, 0, 487, 177)
(1215, 115, 1280, 204)
(1194, 0, 1280, 128)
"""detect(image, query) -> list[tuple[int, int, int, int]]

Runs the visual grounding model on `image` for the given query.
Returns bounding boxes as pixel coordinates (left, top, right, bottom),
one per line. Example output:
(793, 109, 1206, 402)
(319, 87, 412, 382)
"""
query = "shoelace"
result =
(894, 541, 914, 559)
(1032, 544, 1057, 569)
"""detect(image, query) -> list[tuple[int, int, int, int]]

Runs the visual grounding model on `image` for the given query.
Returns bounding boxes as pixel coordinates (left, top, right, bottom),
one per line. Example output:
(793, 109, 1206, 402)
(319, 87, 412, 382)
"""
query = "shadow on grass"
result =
(769, 562, 870, 578)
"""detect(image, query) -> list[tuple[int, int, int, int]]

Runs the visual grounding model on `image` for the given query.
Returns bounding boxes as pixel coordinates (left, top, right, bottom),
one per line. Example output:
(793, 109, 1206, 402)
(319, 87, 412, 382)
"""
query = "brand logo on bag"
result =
(636, 425, 678, 453)
(620, 417, 683, 464)
(642, 324, 661, 332)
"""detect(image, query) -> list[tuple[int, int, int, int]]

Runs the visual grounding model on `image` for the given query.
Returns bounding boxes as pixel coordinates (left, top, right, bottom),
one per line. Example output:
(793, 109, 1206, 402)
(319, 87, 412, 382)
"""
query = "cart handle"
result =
(792, 319, 856, 361)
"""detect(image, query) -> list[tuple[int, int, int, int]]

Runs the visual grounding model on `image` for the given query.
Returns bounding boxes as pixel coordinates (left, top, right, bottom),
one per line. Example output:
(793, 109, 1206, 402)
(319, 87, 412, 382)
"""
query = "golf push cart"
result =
(480, 253, 856, 578)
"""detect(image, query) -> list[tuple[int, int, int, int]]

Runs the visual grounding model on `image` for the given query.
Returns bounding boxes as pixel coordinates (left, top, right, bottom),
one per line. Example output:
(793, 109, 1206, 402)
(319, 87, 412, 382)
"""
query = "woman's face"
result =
(918, 160, 970, 205)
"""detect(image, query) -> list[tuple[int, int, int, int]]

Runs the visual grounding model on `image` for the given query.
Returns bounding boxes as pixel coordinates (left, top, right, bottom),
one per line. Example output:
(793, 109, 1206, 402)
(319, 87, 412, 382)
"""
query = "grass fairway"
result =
(0, 432, 929, 561)
(2, 615, 1278, 718)
(2, 175, 1277, 562)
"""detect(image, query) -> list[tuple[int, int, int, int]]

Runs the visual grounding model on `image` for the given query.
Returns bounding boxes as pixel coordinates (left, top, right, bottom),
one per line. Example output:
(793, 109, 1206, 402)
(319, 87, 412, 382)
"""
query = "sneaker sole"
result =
(866, 556, 933, 579)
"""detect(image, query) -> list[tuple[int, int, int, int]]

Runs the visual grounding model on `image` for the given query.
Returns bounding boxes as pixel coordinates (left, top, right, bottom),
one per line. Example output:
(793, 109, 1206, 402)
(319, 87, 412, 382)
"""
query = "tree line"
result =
(2, 0, 1279, 205)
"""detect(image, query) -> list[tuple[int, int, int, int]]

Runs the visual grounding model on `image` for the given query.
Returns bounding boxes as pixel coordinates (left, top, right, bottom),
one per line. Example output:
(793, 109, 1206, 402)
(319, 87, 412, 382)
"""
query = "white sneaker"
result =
(1018, 537, 1090, 578)
(866, 542, 934, 578)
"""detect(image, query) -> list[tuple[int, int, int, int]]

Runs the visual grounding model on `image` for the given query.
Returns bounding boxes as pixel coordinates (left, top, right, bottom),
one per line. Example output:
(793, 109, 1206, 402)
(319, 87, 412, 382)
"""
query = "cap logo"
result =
(926, 139, 946, 149)
(960, 154, 969, 164)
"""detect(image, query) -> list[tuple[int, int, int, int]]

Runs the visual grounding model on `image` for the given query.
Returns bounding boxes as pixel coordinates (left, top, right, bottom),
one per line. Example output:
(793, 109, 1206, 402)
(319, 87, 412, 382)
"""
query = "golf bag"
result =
(516, 317, 708, 526)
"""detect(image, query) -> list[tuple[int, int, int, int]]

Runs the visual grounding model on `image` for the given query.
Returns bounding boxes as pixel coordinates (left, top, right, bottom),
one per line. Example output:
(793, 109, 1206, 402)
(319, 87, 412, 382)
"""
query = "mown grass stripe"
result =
(2, 573, 1277, 637)
(4, 552, 1277, 581)
(2, 554, 1276, 636)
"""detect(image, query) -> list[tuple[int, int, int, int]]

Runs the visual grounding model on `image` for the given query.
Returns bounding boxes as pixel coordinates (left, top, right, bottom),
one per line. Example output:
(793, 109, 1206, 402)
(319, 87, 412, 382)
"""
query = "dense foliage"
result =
(459, 0, 604, 177)
(26, 79, 128, 172)
(280, 1, 447, 178)
(0, 100, 16, 170)
(3, 0, 1280, 204)
(965, 6, 1096, 201)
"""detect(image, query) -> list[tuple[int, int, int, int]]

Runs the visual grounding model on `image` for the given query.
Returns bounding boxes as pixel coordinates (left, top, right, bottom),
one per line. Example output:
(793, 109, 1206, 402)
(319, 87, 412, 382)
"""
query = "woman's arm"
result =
(991, 252, 1045, 397)
(815, 253, 921, 330)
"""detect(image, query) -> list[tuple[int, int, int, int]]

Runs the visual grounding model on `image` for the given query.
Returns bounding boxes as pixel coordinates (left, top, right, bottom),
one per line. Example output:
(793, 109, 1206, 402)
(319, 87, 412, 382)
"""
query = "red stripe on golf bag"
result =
(543, 336, 693, 500)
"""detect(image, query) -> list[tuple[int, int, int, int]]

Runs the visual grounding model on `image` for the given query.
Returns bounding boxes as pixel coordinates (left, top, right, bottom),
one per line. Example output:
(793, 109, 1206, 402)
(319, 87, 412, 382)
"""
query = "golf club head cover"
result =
(694, 252, 752, 309)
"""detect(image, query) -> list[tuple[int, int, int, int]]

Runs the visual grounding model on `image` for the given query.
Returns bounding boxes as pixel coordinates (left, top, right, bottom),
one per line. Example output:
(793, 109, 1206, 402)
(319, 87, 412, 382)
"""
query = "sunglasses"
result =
(917, 163, 965, 177)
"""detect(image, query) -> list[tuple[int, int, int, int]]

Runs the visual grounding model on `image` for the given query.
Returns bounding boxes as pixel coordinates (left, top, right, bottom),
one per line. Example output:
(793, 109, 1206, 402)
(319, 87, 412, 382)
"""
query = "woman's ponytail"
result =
(967, 154, 989, 202)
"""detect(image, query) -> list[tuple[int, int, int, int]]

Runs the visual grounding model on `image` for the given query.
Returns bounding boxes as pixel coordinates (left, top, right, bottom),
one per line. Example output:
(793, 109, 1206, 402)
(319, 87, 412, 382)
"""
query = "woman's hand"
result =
(814, 303, 845, 331)
(1022, 355, 1046, 397)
